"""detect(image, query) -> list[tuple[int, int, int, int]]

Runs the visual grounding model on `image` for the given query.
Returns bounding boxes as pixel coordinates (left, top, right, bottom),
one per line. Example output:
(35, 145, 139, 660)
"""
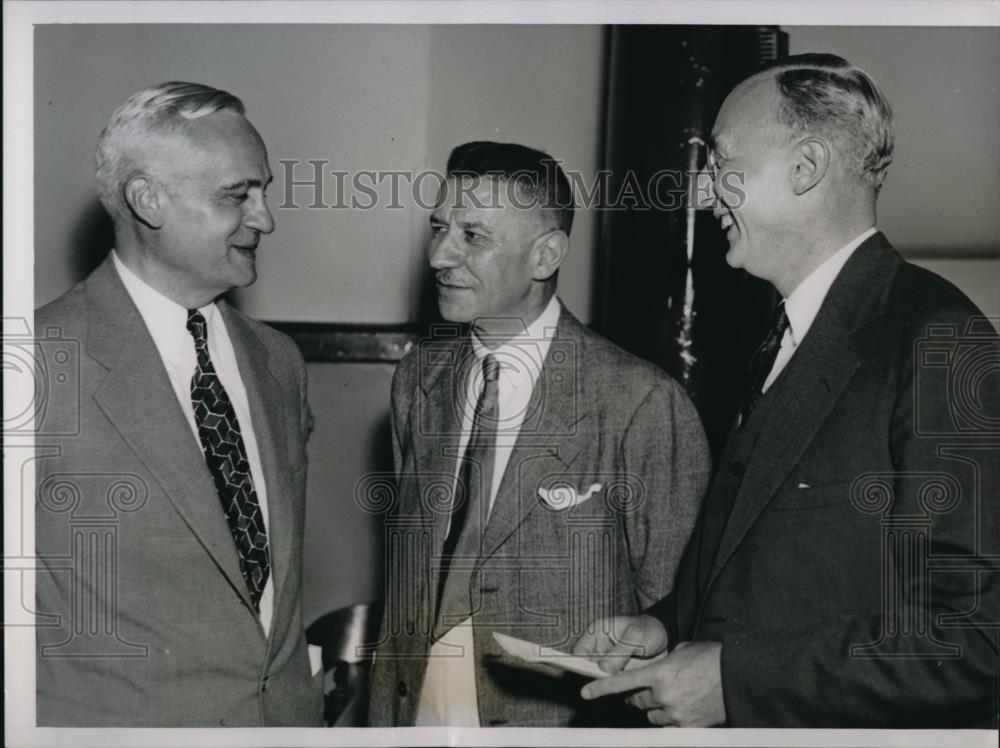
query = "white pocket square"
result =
(537, 483, 602, 510)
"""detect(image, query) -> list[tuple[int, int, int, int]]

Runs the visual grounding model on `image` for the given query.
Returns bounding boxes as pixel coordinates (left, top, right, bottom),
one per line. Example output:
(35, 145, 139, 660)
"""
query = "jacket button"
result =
(397, 681, 408, 698)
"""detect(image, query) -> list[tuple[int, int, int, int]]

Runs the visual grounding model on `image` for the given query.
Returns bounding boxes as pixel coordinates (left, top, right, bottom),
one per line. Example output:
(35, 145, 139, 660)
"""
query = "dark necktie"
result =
(186, 310, 270, 610)
(433, 354, 501, 641)
(738, 303, 791, 430)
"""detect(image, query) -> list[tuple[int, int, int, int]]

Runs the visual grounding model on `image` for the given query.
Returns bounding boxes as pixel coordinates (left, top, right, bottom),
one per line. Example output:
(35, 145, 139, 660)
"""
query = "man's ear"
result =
(790, 137, 830, 195)
(123, 176, 165, 229)
(530, 230, 569, 282)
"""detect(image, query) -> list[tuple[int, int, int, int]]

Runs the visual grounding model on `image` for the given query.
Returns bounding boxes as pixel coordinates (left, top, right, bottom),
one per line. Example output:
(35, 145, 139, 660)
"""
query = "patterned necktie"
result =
(433, 354, 501, 641)
(186, 310, 270, 610)
(738, 302, 790, 430)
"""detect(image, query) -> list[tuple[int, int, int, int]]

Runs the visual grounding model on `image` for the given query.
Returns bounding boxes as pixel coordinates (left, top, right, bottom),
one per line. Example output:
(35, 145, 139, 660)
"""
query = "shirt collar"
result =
(783, 227, 877, 346)
(471, 295, 561, 391)
(112, 249, 218, 366)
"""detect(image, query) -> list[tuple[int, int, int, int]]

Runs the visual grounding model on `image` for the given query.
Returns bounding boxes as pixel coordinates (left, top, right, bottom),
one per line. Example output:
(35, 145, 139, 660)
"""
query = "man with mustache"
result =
(368, 141, 711, 726)
(34, 82, 323, 726)
(574, 53, 999, 728)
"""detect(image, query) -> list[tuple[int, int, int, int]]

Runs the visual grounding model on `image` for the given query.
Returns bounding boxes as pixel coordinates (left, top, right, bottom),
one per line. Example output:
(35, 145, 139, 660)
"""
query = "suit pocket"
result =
(770, 481, 855, 511)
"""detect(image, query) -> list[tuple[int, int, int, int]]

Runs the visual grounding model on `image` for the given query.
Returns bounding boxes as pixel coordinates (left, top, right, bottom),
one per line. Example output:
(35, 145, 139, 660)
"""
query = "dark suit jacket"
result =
(34, 256, 324, 726)
(648, 233, 999, 727)
(368, 304, 711, 726)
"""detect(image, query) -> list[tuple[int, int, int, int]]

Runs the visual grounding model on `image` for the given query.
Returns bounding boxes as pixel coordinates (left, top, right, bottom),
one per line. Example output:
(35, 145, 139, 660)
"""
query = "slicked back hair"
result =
(95, 81, 246, 223)
(753, 53, 894, 191)
(446, 140, 575, 236)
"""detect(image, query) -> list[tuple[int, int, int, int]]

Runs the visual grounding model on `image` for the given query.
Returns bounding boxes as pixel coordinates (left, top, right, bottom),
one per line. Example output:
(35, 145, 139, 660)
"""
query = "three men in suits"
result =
(34, 82, 323, 726)
(368, 141, 711, 727)
(575, 54, 999, 727)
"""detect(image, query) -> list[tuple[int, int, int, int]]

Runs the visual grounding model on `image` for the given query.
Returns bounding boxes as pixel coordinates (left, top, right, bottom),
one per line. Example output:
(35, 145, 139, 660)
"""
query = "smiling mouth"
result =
(231, 244, 258, 255)
(714, 211, 734, 231)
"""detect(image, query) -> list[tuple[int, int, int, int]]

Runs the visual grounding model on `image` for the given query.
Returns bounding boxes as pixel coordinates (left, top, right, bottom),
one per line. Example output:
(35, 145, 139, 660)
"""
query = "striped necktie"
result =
(433, 354, 501, 640)
(739, 302, 790, 430)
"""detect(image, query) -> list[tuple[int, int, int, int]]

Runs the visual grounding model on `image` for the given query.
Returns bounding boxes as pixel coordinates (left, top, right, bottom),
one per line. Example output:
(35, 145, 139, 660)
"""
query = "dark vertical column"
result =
(596, 26, 786, 458)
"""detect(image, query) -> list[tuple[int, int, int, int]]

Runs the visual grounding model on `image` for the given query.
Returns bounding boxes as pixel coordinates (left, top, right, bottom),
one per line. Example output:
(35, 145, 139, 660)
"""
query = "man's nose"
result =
(246, 194, 275, 235)
(428, 230, 462, 269)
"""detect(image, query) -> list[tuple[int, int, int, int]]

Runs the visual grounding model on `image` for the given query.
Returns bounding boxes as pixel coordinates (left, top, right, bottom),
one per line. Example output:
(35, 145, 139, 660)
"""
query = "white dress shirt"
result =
(763, 227, 877, 392)
(416, 295, 561, 726)
(112, 251, 274, 636)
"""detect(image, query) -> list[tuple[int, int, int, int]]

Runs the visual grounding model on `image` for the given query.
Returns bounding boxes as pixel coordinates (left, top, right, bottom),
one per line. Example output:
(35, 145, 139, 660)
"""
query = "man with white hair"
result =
(35, 82, 323, 726)
(574, 54, 999, 727)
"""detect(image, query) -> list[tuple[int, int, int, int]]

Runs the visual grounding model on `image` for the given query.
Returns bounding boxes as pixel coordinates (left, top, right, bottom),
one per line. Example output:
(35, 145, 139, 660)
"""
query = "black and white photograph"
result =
(4, 1, 998, 746)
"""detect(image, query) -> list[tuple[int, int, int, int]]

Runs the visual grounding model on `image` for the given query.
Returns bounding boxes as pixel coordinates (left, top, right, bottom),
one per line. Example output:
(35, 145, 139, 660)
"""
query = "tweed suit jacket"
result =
(34, 255, 324, 726)
(648, 233, 1000, 727)
(369, 304, 711, 727)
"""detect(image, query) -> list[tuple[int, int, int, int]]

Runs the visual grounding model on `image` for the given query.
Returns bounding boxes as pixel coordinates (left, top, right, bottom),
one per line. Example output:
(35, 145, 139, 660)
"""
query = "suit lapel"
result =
(706, 307, 860, 588)
(480, 307, 586, 561)
(220, 301, 294, 629)
(85, 258, 252, 607)
(415, 337, 473, 561)
(704, 234, 900, 591)
(694, 421, 741, 594)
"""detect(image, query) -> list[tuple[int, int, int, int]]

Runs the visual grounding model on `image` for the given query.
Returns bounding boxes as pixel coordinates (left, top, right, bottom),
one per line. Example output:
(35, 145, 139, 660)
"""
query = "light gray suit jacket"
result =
(34, 256, 323, 726)
(369, 305, 711, 726)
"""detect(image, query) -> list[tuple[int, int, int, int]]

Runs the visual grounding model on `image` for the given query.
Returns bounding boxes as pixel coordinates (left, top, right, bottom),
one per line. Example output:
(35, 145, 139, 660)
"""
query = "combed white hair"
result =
(757, 54, 894, 192)
(94, 81, 245, 222)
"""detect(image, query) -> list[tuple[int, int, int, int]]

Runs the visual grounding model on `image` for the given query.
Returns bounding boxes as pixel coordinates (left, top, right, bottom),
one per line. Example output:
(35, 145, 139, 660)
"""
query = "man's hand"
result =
(571, 615, 669, 674)
(580, 641, 726, 727)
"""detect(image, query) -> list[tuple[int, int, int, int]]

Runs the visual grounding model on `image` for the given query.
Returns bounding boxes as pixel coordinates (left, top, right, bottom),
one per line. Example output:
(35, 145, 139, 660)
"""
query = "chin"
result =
(724, 245, 744, 270)
(436, 300, 472, 323)
(237, 271, 258, 288)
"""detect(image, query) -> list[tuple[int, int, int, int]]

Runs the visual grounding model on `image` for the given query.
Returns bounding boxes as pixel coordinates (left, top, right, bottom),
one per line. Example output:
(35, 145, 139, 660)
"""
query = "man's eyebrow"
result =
(220, 175, 273, 191)
(458, 219, 490, 232)
(707, 135, 728, 156)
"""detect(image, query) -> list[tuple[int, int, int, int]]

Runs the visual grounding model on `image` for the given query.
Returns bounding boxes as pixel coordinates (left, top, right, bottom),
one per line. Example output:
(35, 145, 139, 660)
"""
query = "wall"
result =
(34, 24, 605, 322)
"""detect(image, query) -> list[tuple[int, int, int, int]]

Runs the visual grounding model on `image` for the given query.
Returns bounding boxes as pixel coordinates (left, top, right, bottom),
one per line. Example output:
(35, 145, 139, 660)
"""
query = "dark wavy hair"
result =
(446, 140, 575, 235)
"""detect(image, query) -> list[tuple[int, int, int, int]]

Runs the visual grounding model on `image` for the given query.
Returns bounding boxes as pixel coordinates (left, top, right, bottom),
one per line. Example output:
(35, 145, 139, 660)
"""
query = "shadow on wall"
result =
(69, 200, 115, 283)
